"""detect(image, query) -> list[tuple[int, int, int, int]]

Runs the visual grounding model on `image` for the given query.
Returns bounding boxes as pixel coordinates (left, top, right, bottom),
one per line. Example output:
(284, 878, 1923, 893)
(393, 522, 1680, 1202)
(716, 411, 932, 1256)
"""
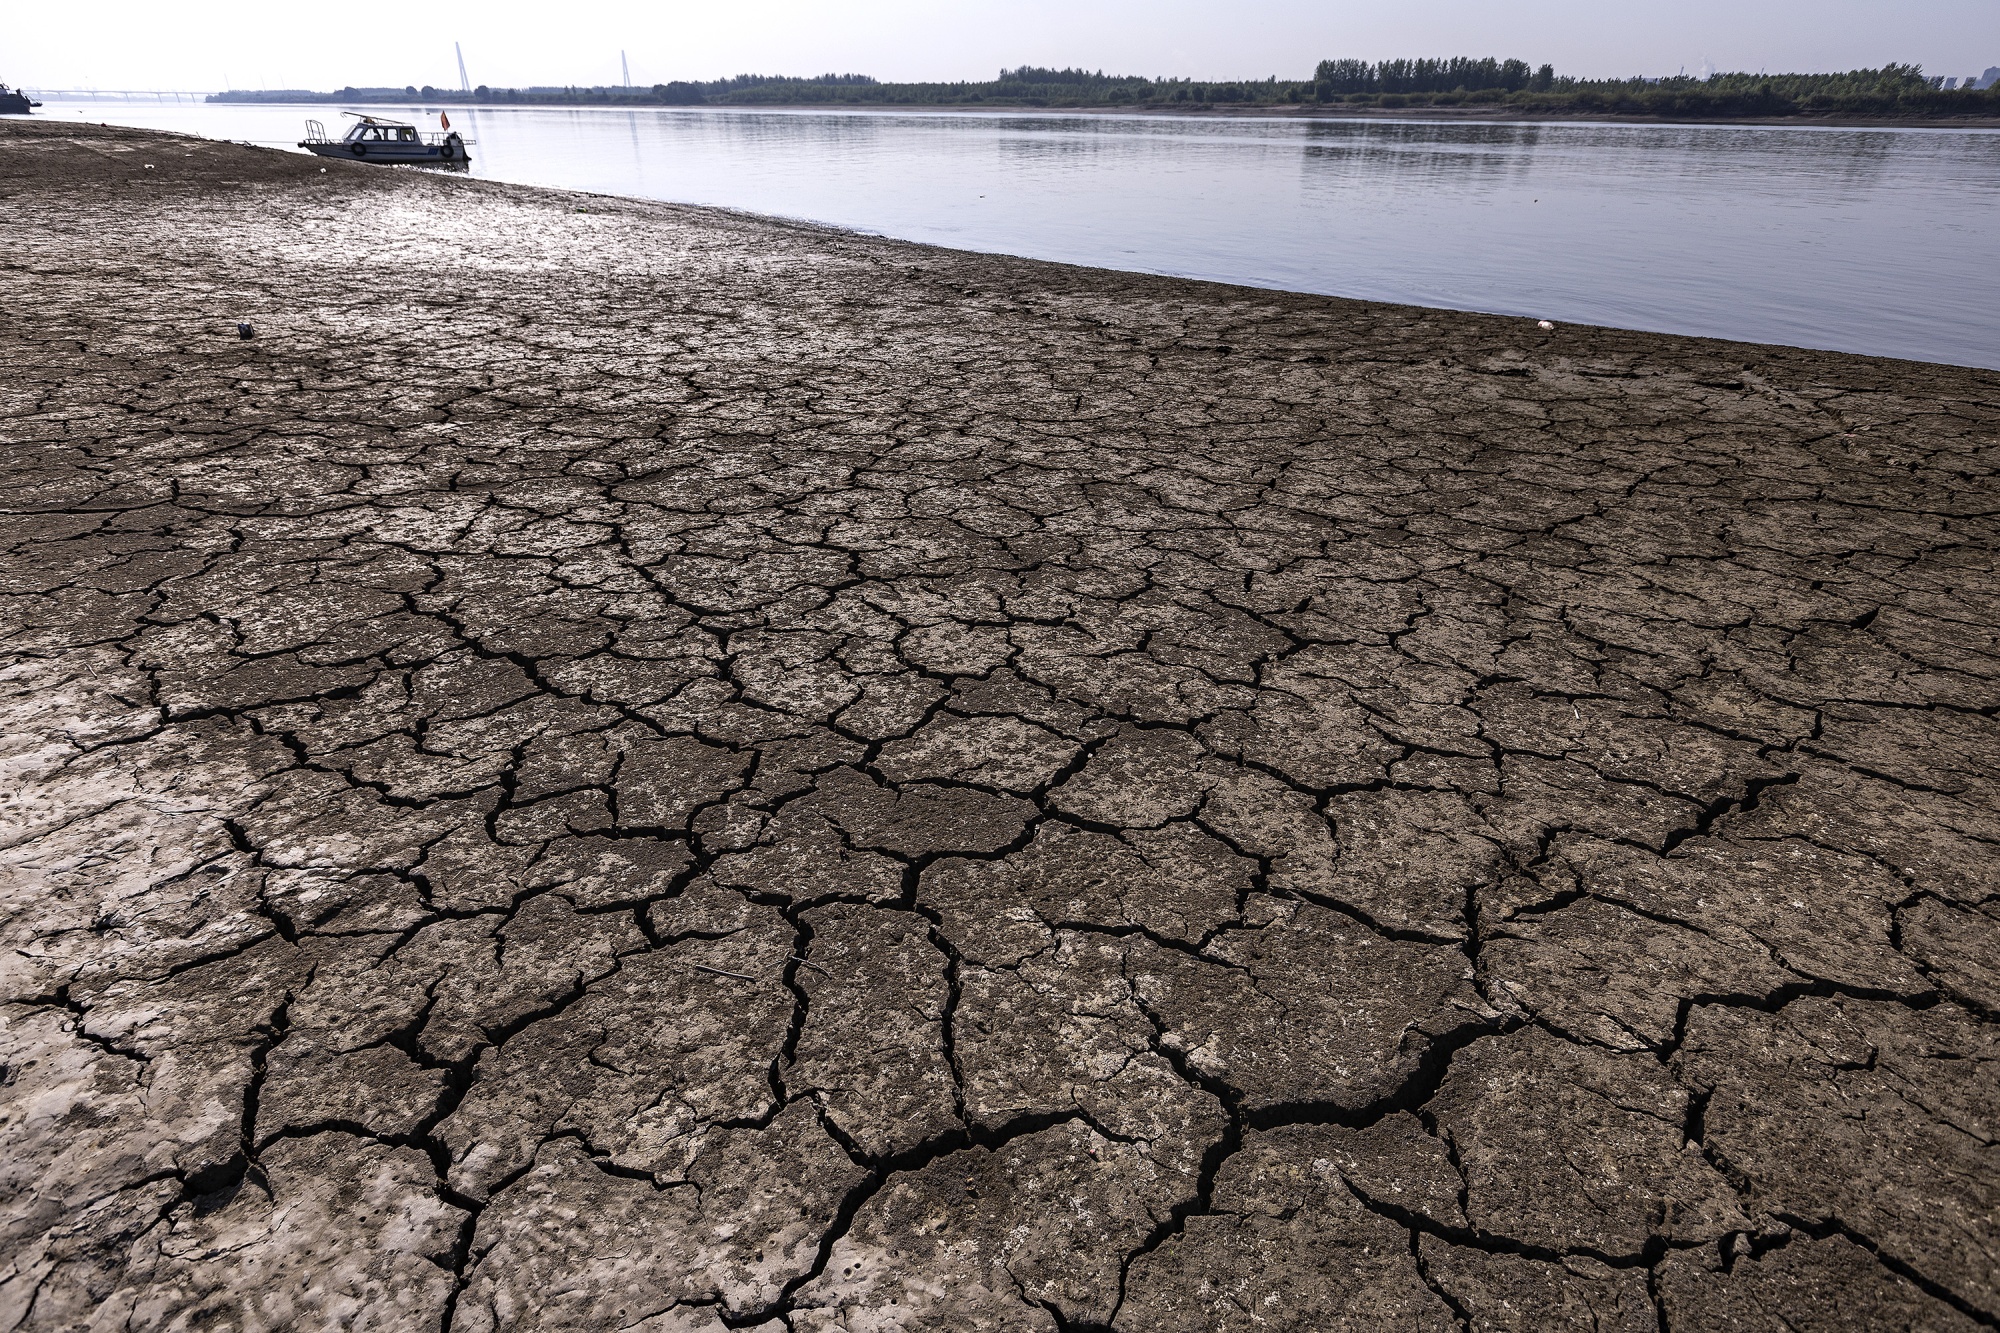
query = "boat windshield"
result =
(346, 123, 419, 142)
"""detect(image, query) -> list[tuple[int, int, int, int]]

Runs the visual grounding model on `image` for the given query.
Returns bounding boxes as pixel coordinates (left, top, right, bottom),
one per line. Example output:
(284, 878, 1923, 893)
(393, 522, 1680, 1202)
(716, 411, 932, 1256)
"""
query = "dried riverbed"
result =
(2, 119, 1997, 1331)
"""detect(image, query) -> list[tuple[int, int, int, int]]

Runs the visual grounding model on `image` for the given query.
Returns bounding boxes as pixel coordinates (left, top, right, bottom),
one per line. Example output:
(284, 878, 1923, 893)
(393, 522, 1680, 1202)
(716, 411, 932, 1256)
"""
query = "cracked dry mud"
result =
(2, 119, 1997, 1332)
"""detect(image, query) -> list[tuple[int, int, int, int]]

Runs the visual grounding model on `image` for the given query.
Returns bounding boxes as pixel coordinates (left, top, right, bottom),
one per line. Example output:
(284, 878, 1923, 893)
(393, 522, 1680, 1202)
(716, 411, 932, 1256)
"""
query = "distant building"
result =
(1976, 66, 2000, 90)
(1945, 77, 1960, 89)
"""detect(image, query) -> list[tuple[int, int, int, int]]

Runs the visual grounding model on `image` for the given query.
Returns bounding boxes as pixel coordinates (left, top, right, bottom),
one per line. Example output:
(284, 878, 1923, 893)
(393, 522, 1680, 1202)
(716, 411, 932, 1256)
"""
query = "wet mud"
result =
(3, 120, 1997, 1331)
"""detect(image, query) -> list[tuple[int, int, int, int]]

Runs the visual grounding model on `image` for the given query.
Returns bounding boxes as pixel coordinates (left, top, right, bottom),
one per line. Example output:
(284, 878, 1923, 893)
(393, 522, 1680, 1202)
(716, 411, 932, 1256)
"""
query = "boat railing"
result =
(304, 118, 329, 142)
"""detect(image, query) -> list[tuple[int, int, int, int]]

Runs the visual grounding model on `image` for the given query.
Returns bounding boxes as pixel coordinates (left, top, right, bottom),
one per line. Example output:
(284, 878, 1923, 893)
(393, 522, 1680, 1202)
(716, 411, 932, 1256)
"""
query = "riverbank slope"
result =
(3, 119, 1997, 1332)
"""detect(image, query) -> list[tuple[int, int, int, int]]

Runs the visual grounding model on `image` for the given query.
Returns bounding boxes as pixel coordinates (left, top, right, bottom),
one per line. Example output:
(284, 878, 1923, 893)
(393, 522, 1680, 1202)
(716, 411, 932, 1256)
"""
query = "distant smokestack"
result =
(456, 42, 471, 94)
(622, 50, 631, 88)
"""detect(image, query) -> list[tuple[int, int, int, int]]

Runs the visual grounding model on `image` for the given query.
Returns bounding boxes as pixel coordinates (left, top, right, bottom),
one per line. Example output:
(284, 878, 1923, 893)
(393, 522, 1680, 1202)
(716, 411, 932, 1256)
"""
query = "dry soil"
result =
(2, 119, 1997, 1332)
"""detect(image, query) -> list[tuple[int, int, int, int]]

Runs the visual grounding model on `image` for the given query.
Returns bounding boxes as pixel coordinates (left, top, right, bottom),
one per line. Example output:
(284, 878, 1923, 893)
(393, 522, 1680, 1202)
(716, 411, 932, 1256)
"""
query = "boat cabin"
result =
(350, 122, 423, 144)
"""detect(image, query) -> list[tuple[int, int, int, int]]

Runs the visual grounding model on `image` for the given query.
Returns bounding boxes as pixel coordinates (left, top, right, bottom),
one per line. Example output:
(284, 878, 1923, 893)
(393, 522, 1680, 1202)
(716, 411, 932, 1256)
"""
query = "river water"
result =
(34, 98, 2000, 369)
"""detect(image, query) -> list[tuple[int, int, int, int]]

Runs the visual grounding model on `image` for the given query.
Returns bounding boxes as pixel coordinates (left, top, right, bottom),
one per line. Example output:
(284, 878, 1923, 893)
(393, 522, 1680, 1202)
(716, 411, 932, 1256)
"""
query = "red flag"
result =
(440, 112, 451, 130)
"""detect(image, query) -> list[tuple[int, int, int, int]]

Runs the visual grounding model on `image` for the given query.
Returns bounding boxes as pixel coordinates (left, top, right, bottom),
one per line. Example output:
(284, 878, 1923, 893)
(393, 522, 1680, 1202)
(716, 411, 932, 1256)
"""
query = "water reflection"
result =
(40, 100, 2000, 368)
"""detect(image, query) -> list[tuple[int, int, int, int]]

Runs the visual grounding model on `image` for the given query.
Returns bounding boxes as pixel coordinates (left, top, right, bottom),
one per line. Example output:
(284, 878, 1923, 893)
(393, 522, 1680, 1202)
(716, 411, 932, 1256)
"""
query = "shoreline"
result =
(5, 119, 1998, 1332)
(30, 112, 2000, 374)
(95, 95, 2000, 130)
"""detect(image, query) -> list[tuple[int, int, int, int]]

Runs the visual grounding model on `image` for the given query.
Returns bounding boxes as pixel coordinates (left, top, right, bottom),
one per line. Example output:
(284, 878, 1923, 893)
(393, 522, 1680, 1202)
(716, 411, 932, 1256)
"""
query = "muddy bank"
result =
(3, 118, 1997, 1332)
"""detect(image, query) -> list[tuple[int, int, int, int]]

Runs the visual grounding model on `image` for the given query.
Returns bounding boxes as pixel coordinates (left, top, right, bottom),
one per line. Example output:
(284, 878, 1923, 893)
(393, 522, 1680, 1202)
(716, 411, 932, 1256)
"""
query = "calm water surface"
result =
(38, 99, 2000, 369)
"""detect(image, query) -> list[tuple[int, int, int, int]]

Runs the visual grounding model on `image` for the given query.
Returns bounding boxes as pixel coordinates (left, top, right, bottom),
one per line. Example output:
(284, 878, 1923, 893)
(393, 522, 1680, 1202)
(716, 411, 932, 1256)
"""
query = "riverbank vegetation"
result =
(213, 61, 2000, 120)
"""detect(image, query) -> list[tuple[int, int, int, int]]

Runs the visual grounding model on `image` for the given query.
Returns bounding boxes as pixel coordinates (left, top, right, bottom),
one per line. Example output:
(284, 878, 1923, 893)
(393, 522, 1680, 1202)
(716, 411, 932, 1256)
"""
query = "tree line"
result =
(212, 61, 2000, 119)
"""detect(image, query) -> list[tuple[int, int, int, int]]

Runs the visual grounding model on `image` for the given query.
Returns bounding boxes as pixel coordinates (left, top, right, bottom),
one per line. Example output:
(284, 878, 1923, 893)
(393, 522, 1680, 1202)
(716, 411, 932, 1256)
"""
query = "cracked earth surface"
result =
(2, 119, 1997, 1332)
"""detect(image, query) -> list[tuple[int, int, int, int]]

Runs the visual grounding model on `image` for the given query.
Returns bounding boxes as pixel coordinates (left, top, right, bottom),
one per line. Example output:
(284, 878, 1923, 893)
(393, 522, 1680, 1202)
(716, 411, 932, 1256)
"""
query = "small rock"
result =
(237, 323, 254, 340)
(1538, 320, 1556, 330)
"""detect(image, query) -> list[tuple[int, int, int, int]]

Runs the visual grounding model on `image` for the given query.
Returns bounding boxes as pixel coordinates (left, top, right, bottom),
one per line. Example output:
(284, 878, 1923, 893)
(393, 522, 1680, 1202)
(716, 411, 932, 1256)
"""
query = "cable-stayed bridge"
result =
(26, 90, 219, 102)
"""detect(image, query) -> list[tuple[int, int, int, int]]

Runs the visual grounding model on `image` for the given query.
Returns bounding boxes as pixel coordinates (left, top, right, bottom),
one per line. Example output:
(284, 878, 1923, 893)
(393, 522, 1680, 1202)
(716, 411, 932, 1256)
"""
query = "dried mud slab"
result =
(2, 119, 1997, 1331)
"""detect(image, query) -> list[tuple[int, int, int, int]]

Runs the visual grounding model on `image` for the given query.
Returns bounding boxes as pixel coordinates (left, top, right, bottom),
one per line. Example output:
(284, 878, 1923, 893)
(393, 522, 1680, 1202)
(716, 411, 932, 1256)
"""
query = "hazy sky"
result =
(12, 0, 1999, 91)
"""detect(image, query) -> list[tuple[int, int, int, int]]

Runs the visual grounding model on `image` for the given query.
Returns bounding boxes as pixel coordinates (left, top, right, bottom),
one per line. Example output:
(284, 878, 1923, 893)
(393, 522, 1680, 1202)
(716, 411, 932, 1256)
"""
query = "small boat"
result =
(0, 83, 41, 115)
(300, 114, 470, 166)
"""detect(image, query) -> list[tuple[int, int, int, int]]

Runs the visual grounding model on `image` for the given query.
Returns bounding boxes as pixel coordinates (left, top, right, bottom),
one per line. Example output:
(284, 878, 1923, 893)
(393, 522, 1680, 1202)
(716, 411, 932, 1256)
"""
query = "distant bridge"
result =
(25, 90, 219, 103)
